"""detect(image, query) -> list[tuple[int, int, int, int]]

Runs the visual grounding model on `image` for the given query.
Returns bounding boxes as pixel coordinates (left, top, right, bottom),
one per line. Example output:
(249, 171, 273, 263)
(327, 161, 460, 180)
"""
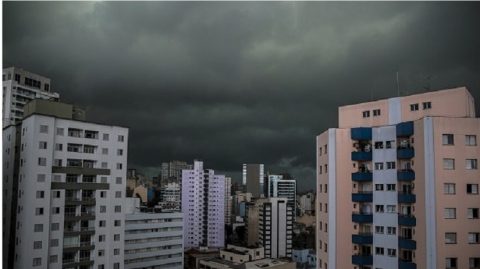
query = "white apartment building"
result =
(268, 175, 297, 217)
(124, 198, 183, 269)
(182, 160, 225, 249)
(9, 100, 128, 269)
(2, 67, 60, 127)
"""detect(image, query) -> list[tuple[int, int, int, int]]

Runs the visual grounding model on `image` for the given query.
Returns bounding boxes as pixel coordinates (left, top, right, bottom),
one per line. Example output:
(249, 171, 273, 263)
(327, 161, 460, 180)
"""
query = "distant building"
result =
(124, 198, 183, 269)
(246, 197, 293, 258)
(267, 174, 296, 218)
(158, 181, 181, 211)
(184, 247, 220, 269)
(225, 177, 232, 225)
(182, 160, 225, 249)
(298, 192, 315, 216)
(161, 160, 192, 183)
(2, 67, 60, 127)
(242, 164, 264, 197)
(4, 99, 128, 269)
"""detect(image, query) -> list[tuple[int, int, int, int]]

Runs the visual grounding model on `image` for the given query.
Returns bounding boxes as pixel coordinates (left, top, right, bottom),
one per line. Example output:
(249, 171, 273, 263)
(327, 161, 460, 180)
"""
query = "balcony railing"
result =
(399, 237, 417, 250)
(398, 170, 415, 181)
(396, 121, 414, 137)
(352, 192, 373, 202)
(352, 213, 373, 223)
(398, 193, 416, 203)
(398, 214, 416, 226)
(397, 148, 415, 159)
(352, 151, 373, 161)
(399, 260, 417, 269)
(352, 233, 373, 245)
(352, 171, 373, 181)
(352, 255, 373, 266)
(351, 127, 372, 141)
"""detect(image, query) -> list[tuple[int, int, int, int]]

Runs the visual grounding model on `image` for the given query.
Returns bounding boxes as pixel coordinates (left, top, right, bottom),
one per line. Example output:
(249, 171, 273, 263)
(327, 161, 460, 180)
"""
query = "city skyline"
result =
(4, 2, 480, 191)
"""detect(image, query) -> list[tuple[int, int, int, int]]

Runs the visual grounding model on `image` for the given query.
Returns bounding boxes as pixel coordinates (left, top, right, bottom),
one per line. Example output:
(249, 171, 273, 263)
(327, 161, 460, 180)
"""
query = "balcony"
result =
(399, 238, 417, 250)
(398, 193, 416, 203)
(352, 171, 373, 182)
(398, 215, 416, 226)
(396, 121, 414, 137)
(352, 233, 373, 245)
(352, 213, 373, 223)
(351, 127, 372, 141)
(397, 148, 415, 159)
(352, 192, 373, 202)
(398, 170, 415, 181)
(352, 255, 373, 266)
(352, 151, 372, 161)
(399, 260, 417, 269)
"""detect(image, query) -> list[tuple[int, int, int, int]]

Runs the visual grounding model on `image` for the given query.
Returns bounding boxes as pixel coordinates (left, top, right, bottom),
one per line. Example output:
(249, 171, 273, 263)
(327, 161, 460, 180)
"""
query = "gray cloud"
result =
(4, 2, 480, 191)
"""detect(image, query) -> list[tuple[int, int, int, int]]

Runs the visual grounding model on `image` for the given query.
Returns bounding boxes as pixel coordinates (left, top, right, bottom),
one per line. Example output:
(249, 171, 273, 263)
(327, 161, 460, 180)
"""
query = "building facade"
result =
(182, 160, 225, 249)
(316, 87, 480, 269)
(298, 193, 315, 216)
(124, 199, 183, 269)
(242, 163, 265, 197)
(225, 177, 232, 225)
(9, 100, 128, 269)
(247, 197, 293, 258)
(2, 67, 60, 127)
(267, 175, 297, 218)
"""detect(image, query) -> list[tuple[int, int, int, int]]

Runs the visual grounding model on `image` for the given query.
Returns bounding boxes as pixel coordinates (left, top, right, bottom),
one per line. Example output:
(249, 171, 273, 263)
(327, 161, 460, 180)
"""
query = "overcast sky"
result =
(4, 2, 480, 191)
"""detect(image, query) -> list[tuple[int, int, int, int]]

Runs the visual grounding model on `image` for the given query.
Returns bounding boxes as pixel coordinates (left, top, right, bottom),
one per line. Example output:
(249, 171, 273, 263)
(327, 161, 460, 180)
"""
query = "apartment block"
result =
(182, 160, 225, 249)
(124, 198, 183, 269)
(316, 87, 480, 269)
(246, 197, 293, 258)
(2, 67, 60, 127)
(8, 99, 128, 269)
(158, 181, 181, 211)
(267, 174, 297, 217)
(243, 163, 265, 197)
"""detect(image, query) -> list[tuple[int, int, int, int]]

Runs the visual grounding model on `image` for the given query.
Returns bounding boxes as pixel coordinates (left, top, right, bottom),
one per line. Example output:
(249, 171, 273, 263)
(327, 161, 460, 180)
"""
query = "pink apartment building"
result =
(316, 87, 480, 269)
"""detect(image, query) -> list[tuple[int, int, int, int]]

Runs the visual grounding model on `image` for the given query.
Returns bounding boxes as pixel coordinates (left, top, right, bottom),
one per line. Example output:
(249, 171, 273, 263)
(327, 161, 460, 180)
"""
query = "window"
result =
(33, 258, 42, 267)
(410, 104, 419, 111)
(56, 128, 64, 136)
(362, 111, 370, 118)
(375, 162, 384, 170)
(103, 133, 109, 141)
(52, 207, 60, 214)
(36, 191, 45, 199)
(375, 205, 384, 213)
(386, 184, 396, 191)
(34, 224, 43, 232)
(386, 140, 393, 149)
(101, 162, 108, 168)
(55, 143, 63, 151)
(386, 161, 396, 169)
(99, 220, 106, 227)
(117, 149, 123, 156)
(33, 241, 42, 249)
(115, 191, 122, 198)
(445, 233, 457, 244)
(446, 258, 457, 269)
(98, 250, 104, 257)
(49, 255, 57, 263)
(375, 247, 384, 255)
(466, 159, 478, 170)
(444, 183, 456, 195)
(375, 184, 384, 191)
(118, 135, 124, 142)
(373, 109, 381, 116)
(102, 148, 108, 155)
(443, 134, 454, 145)
(386, 205, 396, 213)
(100, 191, 106, 198)
(468, 233, 480, 244)
(375, 226, 384, 234)
(466, 135, 477, 146)
(467, 184, 479, 194)
(114, 220, 121, 227)
(38, 158, 47, 166)
(422, 102, 432, 109)
(100, 206, 106, 213)
(114, 234, 120, 241)
(443, 158, 455, 170)
(116, 163, 123, 170)
(51, 223, 59, 231)
(387, 248, 396, 257)
(50, 239, 59, 247)
(468, 208, 479, 219)
(387, 227, 396, 235)
(54, 159, 62, 166)
(39, 141, 47, 149)
(374, 141, 384, 149)
(35, 208, 44, 215)
(39, 125, 48, 133)
(114, 263, 120, 269)
(470, 258, 480, 269)
(114, 248, 120, 255)
(116, 177, 122, 184)
(98, 235, 105, 242)
(444, 208, 456, 219)
(114, 205, 121, 213)
(98, 265, 105, 269)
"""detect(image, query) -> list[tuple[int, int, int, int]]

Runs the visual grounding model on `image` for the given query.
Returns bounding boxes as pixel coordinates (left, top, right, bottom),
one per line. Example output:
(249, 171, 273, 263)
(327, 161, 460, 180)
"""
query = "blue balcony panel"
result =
(397, 170, 415, 181)
(352, 193, 373, 202)
(398, 215, 416, 226)
(352, 172, 373, 182)
(399, 238, 417, 250)
(351, 151, 372, 161)
(352, 234, 373, 245)
(351, 127, 372, 141)
(399, 261, 417, 269)
(352, 255, 373, 266)
(398, 193, 416, 203)
(352, 213, 373, 223)
(396, 121, 414, 137)
(397, 148, 415, 159)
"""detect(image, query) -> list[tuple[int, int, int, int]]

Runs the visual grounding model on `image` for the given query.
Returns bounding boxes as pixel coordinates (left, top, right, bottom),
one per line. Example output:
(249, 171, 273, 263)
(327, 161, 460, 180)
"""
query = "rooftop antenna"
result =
(396, 71, 400, 96)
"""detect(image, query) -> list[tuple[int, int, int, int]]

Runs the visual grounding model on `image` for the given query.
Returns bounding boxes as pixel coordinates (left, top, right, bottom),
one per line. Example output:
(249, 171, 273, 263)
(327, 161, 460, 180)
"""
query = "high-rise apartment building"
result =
(242, 163, 265, 197)
(124, 198, 183, 269)
(158, 181, 181, 211)
(182, 160, 225, 249)
(2, 67, 60, 127)
(6, 99, 128, 269)
(267, 174, 297, 217)
(160, 160, 192, 182)
(316, 87, 480, 269)
(246, 197, 293, 258)
(225, 177, 232, 225)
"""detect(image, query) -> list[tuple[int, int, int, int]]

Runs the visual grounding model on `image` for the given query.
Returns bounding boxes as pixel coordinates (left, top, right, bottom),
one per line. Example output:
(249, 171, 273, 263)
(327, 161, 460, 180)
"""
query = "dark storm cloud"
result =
(4, 2, 480, 191)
